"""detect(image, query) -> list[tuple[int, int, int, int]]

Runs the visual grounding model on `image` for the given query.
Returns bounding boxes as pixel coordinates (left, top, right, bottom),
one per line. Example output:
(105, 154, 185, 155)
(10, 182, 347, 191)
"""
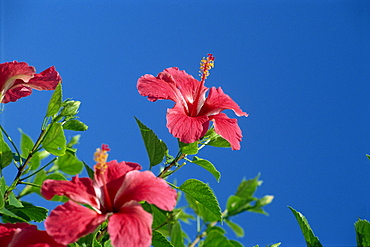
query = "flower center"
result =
(94, 144, 114, 212)
(190, 54, 215, 117)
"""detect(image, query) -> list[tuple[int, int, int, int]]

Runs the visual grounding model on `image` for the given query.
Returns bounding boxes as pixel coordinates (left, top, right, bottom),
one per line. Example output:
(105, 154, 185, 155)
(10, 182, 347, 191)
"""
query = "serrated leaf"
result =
(289, 206, 323, 247)
(0, 207, 27, 222)
(191, 156, 221, 182)
(54, 151, 83, 175)
(46, 83, 62, 117)
(42, 123, 66, 156)
(179, 179, 221, 221)
(152, 230, 174, 247)
(355, 219, 370, 246)
(0, 131, 12, 169)
(63, 119, 88, 131)
(235, 174, 261, 199)
(135, 117, 167, 168)
(178, 141, 198, 155)
(186, 193, 219, 222)
(203, 230, 234, 247)
(225, 219, 244, 237)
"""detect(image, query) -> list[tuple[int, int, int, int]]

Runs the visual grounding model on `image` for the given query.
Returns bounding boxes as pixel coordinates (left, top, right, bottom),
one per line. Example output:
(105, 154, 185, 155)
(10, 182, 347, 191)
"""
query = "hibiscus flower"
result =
(0, 222, 65, 247)
(41, 145, 177, 247)
(137, 54, 248, 150)
(0, 61, 61, 103)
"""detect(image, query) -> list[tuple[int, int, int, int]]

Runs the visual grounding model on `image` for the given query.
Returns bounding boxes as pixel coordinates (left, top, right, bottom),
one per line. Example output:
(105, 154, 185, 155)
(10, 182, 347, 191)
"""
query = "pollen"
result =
(199, 53, 215, 81)
(94, 144, 110, 173)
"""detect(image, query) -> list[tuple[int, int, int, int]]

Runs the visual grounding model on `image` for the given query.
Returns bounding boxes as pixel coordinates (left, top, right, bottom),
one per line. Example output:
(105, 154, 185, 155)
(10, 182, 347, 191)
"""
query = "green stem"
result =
(3, 125, 50, 201)
(157, 152, 186, 179)
(0, 125, 21, 161)
(20, 157, 57, 181)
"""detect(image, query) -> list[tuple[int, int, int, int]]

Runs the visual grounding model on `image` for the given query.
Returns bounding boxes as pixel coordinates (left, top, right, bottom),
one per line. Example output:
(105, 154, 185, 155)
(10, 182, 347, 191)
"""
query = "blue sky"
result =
(1, 1, 370, 246)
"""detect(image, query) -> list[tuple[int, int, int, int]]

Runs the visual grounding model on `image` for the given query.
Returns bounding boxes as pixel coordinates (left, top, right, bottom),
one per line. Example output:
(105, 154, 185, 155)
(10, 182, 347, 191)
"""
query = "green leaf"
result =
(84, 161, 95, 180)
(0, 177, 5, 209)
(0, 207, 27, 222)
(235, 174, 261, 199)
(289, 206, 323, 247)
(179, 179, 221, 221)
(170, 221, 185, 247)
(20, 130, 34, 156)
(203, 128, 231, 148)
(60, 100, 80, 116)
(8, 192, 23, 207)
(203, 230, 234, 247)
(42, 123, 66, 156)
(185, 193, 219, 223)
(229, 240, 244, 247)
(135, 117, 167, 168)
(225, 219, 244, 237)
(46, 83, 62, 117)
(366, 154, 370, 160)
(54, 151, 83, 175)
(104, 240, 113, 247)
(191, 156, 221, 182)
(152, 230, 174, 247)
(63, 119, 88, 131)
(77, 226, 102, 247)
(178, 141, 198, 155)
(268, 243, 281, 247)
(0, 131, 12, 169)
(355, 219, 370, 247)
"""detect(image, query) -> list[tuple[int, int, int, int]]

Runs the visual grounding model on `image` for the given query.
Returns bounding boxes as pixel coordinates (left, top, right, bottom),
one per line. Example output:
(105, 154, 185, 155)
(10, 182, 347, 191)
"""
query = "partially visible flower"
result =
(41, 145, 177, 247)
(137, 54, 248, 150)
(0, 61, 61, 103)
(0, 222, 66, 247)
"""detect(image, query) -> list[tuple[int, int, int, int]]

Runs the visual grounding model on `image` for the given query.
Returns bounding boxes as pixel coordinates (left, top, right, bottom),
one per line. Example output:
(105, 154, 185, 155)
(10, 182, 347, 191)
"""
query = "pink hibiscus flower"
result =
(0, 222, 66, 247)
(137, 54, 248, 150)
(0, 61, 61, 103)
(41, 145, 177, 247)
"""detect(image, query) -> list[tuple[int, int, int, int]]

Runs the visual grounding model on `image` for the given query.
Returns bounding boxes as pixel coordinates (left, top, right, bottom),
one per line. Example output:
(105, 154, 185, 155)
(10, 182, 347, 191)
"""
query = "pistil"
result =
(190, 54, 215, 117)
(94, 144, 114, 212)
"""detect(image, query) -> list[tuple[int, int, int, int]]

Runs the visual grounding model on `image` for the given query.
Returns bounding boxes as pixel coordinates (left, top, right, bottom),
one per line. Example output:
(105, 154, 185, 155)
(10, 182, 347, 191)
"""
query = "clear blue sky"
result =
(1, 1, 370, 246)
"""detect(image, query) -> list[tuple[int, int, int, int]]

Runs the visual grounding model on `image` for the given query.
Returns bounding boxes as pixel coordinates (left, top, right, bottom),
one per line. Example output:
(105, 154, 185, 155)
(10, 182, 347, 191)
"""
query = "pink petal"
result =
(25, 66, 61, 91)
(41, 176, 100, 210)
(0, 61, 35, 89)
(45, 201, 106, 245)
(114, 170, 177, 211)
(108, 202, 152, 247)
(166, 104, 209, 143)
(2, 86, 32, 103)
(9, 227, 66, 247)
(200, 87, 248, 117)
(137, 71, 182, 102)
(94, 160, 141, 188)
(161, 67, 207, 106)
(210, 113, 243, 150)
(0, 223, 35, 247)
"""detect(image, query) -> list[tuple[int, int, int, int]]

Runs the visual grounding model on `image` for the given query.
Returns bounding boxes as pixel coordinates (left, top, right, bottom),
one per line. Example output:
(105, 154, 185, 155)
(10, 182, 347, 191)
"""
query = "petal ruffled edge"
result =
(114, 170, 177, 212)
(108, 202, 153, 247)
(210, 112, 243, 150)
(200, 87, 248, 117)
(9, 226, 66, 247)
(41, 175, 100, 210)
(45, 201, 106, 245)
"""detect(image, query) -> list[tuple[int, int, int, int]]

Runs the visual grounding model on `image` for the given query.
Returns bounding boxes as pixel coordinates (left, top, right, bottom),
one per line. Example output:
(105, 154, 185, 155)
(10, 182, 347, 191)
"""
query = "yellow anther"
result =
(94, 145, 110, 173)
(199, 54, 215, 81)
